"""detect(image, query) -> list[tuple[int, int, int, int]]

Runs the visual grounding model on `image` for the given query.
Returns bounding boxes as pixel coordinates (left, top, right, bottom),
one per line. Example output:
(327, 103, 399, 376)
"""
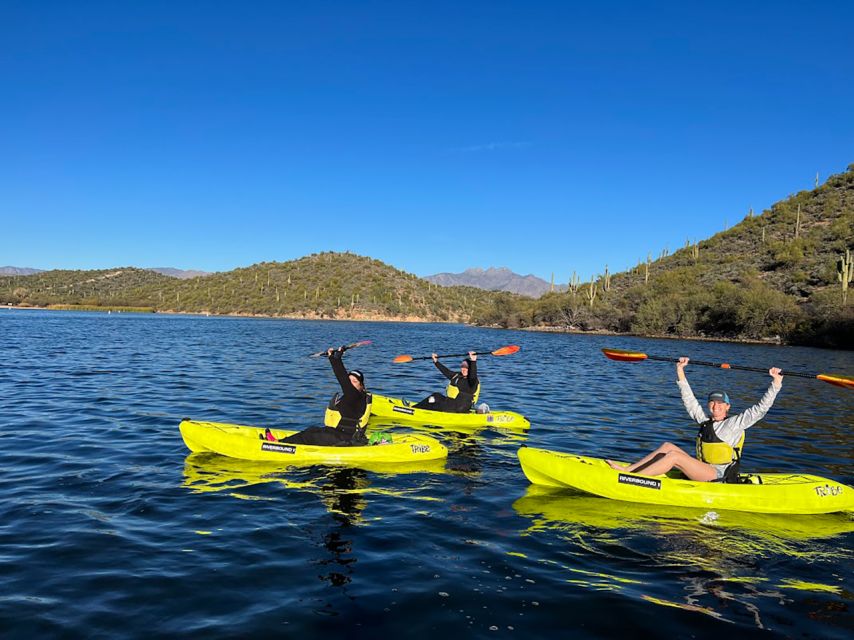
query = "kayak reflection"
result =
(513, 484, 854, 548)
(512, 485, 854, 629)
(182, 451, 451, 496)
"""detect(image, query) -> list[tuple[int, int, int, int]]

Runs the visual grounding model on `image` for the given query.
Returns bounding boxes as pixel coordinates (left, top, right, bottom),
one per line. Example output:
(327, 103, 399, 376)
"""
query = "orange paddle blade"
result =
(492, 345, 520, 356)
(816, 374, 854, 390)
(601, 348, 649, 362)
(393, 355, 414, 364)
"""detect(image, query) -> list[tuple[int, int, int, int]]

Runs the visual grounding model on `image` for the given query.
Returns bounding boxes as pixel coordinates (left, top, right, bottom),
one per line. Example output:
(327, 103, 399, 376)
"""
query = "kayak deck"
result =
(179, 419, 448, 465)
(370, 393, 529, 429)
(517, 446, 854, 515)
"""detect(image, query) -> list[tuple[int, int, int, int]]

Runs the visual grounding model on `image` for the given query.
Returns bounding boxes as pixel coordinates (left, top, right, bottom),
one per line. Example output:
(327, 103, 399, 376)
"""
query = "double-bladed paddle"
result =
(393, 344, 520, 364)
(601, 348, 854, 390)
(308, 340, 372, 358)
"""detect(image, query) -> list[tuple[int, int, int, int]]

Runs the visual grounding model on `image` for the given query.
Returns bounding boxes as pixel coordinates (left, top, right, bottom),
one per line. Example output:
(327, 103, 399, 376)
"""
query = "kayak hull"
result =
(517, 447, 854, 515)
(179, 420, 448, 465)
(370, 393, 529, 429)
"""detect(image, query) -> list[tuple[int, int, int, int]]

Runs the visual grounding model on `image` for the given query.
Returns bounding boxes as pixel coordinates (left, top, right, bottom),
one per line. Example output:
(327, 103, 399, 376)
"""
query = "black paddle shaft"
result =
(645, 354, 817, 379)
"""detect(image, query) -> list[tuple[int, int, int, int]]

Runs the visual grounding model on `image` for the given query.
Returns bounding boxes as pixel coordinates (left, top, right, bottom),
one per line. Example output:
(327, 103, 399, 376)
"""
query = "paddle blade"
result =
(393, 355, 414, 364)
(602, 348, 649, 362)
(816, 374, 854, 390)
(491, 345, 520, 357)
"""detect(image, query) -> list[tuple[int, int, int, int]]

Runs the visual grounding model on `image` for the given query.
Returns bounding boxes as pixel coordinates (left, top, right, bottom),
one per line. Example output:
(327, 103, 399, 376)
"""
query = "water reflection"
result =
(512, 485, 854, 628)
(316, 468, 367, 588)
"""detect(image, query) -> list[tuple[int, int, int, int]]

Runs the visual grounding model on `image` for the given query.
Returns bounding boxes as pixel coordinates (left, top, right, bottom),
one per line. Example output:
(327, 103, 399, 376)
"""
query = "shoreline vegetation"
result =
(0, 302, 800, 348)
(2, 165, 852, 349)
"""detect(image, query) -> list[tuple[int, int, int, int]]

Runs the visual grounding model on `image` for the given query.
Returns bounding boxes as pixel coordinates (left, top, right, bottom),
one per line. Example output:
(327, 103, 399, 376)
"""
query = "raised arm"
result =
(723, 368, 783, 432)
(467, 351, 478, 385)
(433, 354, 455, 381)
(676, 357, 708, 423)
(328, 347, 353, 395)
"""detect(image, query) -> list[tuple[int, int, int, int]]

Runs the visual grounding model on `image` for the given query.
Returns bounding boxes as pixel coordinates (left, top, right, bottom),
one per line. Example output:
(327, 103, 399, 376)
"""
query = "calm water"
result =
(1, 310, 852, 638)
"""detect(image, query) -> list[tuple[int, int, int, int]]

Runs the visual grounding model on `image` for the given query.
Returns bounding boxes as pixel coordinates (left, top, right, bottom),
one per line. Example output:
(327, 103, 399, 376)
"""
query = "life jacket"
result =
(324, 392, 372, 430)
(696, 419, 745, 482)
(445, 375, 481, 408)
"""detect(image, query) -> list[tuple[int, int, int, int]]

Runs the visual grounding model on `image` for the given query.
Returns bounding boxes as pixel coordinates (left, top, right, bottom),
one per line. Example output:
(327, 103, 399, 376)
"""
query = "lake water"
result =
(1, 310, 852, 638)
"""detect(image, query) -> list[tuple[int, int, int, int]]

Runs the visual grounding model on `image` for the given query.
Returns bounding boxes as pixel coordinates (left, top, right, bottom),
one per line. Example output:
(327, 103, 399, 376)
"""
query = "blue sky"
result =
(2, 0, 852, 282)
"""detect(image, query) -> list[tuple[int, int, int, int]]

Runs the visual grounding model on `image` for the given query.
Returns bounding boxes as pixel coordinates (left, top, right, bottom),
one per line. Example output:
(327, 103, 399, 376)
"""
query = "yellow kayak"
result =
(370, 393, 530, 429)
(179, 419, 448, 465)
(517, 446, 854, 515)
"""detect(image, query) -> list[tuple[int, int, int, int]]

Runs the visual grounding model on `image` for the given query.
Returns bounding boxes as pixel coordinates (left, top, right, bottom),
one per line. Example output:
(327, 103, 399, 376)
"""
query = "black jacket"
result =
(329, 350, 368, 435)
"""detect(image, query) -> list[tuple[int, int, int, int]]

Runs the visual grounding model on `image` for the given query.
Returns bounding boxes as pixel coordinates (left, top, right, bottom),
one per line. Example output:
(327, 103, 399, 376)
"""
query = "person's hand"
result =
(431, 353, 438, 363)
(327, 348, 335, 357)
(468, 351, 477, 361)
(769, 367, 783, 386)
(676, 356, 689, 381)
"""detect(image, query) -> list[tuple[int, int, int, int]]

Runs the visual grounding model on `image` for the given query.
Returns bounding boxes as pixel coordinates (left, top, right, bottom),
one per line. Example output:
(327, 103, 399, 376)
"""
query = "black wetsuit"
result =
(279, 350, 368, 446)
(412, 359, 478, 413)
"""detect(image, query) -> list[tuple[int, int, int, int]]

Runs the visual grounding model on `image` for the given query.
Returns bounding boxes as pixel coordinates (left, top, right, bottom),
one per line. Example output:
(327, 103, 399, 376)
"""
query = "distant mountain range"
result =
(425, 267, 562, 297)
(0, 266, 43, 276)
(1, 266, 209, 279)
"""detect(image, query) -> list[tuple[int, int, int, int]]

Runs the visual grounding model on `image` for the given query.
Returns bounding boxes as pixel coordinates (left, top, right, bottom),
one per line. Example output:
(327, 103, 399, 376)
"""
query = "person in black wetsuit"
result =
(412, 351, 479, 413)
(275, 346, 370, 446)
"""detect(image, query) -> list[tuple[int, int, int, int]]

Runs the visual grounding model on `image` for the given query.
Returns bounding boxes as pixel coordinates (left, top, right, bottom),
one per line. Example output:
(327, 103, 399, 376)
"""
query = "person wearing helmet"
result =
(607, 357, 783, 482)
(412, 351, 480, 413)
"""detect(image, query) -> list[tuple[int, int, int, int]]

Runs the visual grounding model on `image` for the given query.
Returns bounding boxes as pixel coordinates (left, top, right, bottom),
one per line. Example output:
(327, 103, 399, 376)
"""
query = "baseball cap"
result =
(708, 391, 730, 404)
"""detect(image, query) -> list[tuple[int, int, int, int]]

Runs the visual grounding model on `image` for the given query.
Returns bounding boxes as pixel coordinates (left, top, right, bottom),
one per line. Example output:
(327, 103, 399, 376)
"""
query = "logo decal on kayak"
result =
(814, 484, 843, 498)
(410, 444, 431, 454)
(261, 443, 296, 454)
(393, 406, 415, 415)
(618, 474, 661, 490)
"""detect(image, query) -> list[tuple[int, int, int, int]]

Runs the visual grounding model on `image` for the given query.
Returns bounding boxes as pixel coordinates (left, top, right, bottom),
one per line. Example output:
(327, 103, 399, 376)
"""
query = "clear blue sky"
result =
(2, 0, 852, 282)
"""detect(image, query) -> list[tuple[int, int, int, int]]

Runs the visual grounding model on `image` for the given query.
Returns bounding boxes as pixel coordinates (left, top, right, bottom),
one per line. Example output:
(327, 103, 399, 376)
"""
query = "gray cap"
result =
(708, 391, 730, 404)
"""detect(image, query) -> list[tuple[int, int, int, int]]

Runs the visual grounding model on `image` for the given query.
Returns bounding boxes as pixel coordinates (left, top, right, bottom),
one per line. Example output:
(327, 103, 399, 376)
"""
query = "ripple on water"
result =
(0, 312, 851, 638)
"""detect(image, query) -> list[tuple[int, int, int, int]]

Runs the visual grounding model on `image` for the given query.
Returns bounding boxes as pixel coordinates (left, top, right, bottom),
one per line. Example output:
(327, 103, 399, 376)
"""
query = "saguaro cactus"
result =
(691, 242, 699, 263)
(586, 277, 597, 307)
(795, 204, 801, 239)
(838, 250, 853, 306)
(603, 265, 611, 292)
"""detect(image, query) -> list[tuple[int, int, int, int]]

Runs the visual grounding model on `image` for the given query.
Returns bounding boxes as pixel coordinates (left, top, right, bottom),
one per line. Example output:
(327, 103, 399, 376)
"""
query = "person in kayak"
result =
(606, 357, 783, 482)
(272, 346, 370, 446)
(412, 351, 479, 413)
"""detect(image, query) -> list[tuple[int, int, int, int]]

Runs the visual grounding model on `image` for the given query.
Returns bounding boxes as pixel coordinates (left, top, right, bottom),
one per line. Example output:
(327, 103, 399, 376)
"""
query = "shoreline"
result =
(515, 324, 786, 347)
(5, 303, 801, 349)
(2, 303, 450, 324)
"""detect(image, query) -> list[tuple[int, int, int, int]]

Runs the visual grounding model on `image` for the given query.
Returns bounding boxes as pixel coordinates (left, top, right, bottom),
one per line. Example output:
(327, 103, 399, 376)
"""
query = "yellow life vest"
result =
(324, 392, 372, 428)
(695, 419, 745, 465)
(445, 376, 481, 407)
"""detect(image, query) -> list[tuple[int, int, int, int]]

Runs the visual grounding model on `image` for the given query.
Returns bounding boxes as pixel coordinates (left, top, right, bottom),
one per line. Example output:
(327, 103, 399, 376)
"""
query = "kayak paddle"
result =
(601, 348, 854, 390)
(309, 340, 372, 358)
(393, 344, 520, 364)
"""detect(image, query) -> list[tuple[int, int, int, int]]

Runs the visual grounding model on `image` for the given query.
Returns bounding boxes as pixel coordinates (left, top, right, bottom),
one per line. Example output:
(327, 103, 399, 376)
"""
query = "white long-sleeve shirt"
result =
(678, 378, 781, 450)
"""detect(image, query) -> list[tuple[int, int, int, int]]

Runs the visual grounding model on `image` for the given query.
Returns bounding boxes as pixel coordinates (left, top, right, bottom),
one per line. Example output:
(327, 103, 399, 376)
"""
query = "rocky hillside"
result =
(0, 253, 510, 322)
(473, 165, 854, 348)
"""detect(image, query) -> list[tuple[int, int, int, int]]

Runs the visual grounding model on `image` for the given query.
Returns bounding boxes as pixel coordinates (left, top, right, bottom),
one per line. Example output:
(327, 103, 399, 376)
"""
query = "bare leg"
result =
(607, 442, 681, 471)
(607, 442, 718, 482)
(636, 448, 718, 481)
